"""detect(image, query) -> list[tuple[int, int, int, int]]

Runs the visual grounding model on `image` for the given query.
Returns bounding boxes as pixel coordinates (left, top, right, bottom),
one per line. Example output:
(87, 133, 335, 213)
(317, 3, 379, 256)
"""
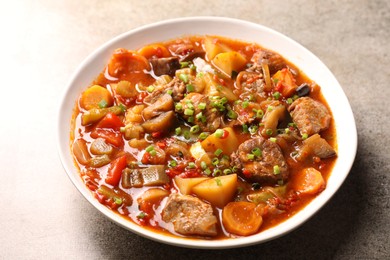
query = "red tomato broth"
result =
(70, 35, 337, 240)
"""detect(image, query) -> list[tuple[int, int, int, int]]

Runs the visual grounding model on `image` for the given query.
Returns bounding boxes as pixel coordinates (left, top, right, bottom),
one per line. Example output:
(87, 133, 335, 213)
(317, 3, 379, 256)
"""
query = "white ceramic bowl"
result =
(58, 17, 357, 249)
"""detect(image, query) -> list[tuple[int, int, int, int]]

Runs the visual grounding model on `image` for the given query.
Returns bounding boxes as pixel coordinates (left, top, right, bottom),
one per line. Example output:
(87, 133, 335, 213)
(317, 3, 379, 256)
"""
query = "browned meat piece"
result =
(162, 194, 218, 236)
(165, 78, 186, 102)
(181, 51, 206, 62)
(177, 93, 223, 132)
(142, 93, 174, 120)
(251, 50, 286, 75)
(150, 57, 180, 77)
(231, 137, 289, 185)
(288, 97, 331, 136)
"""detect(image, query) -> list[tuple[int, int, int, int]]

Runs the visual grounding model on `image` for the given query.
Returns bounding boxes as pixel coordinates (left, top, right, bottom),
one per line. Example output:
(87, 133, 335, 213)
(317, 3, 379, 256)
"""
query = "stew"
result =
(70, 35, 337, 239)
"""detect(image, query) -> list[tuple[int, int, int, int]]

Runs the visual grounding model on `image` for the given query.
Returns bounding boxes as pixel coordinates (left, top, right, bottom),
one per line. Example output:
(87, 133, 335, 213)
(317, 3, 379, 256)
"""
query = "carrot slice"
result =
(107, 48, 151, 77)
(294, 167, 325, 195)
(79, 85, 113, 110)
(222, 201, 263, 236)
(137, 44, 170, 59)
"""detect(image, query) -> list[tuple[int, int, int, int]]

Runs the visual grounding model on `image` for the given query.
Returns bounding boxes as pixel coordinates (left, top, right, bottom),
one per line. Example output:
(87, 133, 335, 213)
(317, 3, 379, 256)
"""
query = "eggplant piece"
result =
(150, 57, 180, 76)
(121, 165, 169, 188)
(97, 185, 132, 206)
(297, 134, 336, 161)
(141, 111, 177, 133)
(142, 93, 174, 120)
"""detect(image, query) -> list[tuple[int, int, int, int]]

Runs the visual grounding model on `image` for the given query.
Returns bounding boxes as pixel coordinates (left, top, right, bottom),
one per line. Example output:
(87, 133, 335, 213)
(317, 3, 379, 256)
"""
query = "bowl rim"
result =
(57, 16, 357, 249)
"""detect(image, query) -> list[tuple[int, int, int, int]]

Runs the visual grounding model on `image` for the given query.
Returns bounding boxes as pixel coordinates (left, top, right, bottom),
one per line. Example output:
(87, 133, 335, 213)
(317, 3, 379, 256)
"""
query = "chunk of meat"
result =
(251, 50, 286, 75)
(166, 78, 186, 102)
(177, 93, 223, 132)
(288, 97, 331, 136)
(162, 194, 218, 237)
(231, 137, 289, 185)
(142, 93, 174, 120)
(150, 57, 180, 77)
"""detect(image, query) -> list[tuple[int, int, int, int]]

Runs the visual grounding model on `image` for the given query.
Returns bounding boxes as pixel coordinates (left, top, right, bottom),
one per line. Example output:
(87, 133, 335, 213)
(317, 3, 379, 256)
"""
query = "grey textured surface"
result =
(0, 0, 389, 259)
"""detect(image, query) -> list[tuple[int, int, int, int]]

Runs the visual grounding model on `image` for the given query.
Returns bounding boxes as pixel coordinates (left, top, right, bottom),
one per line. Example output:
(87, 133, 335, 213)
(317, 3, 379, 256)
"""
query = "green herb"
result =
(270, 137, 277, 143)
(198, 132, 209, 140)
(175, 127, 182, 135)
(98, 99, 108, 108)
(215, 129, 224, 138)
(188, 162, 196, 169)
(249, 125, 259, 134)
(180, 61, 189, 68)
(179, 73, 189, 83)
(183, 130, 190, 140)
(200, 161, 207, 170)
(227, 109, 238, 119)
(242, 124, 249, 133)
(302, 133, 308, 140)
(212, 157, 220, 166)
(119, 103, 127, 113)
(190, 125, 200, 134)
(184, 108, 194, 116)
(149, 150, 157, 156)
(145, 145, 154, 153)
(273, 165, 281, 175)
(175, 103, 183, 111)
(189, 64, 196, 70)
(137, 212, 146, 219)
(204, 168, 211, 175)
(247, 154, 255, 160)
(223, 168, 232, 175)
(147, 85, 155, 93)
(198, 102, 206, 110)
(286, 98, 293, 104)
(215, 178, 222, 186)
(168, 160, 177, 167)
(187, 116, 194, 123)
(213, 169, 222, 177)
(242, 100, 249, 108)
(114, 197, 123, 205)
(214, 149, 223, 157)
(166, 89, 173, 95)
(186, 84, 194, 92)
(265, 129, 273, 136)
(273, 91, 281, 100)
(251, 148, 262, 157)
(197, 72, 204, 78)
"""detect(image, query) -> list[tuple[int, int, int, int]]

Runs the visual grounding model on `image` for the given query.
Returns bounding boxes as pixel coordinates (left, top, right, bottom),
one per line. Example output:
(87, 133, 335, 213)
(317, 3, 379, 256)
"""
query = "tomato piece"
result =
(105, 155, 127, 186)
(137, 44, 170, 59)
(90, 129, 124, 147)
(95, 113, 124, 130)
(272, 68, 297, 97)
(107, 48, 151, 77)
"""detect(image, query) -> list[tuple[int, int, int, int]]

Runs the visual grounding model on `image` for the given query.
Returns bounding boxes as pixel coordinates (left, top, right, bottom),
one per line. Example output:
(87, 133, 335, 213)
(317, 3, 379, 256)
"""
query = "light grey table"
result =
(1, 0, 388, 259)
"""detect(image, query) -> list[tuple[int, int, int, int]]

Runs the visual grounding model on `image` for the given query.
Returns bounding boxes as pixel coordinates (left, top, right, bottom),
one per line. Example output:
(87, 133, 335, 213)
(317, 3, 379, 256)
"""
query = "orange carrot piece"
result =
(222, 201, 263, 236)
(294, 167, 325, 195)
(79, 85, 113, 110)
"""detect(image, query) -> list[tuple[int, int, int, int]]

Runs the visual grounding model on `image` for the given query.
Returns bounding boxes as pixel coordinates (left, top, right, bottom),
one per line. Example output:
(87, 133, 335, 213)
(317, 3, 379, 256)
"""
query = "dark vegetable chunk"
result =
(150, 57, 181, 76)
(288, 97, 331, 136)
(231, 137, 289, 185)
(141, 111, 177, 133)
(162, 194, 218, 236)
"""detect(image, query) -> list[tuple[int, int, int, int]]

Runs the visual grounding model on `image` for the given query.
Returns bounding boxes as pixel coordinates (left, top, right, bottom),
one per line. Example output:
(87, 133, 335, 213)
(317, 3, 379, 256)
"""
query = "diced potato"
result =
(212, 51, 247, 78)
(174, 177, 210, 195)
(112, 80, 138, 99)
(125, 105, 145, 125)
(192, 174, 237, 208)
(261, 104, 286, 137)
(203, 73, 237, 101)
(204, 36, 232, 61)
(81, 106, 122, 126)
(201, 127, 239, 155)
(190, 142, 212, 165)
(137, 188, 169, 206)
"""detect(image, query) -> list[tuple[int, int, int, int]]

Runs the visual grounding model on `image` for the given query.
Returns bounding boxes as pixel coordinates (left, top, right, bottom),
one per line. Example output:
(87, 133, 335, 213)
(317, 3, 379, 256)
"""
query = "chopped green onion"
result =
(232, 166, 239, 172)
(147, 85, 155, 93)
(198, 102, 206, 110)
(169, 160, 177, 167)
(196, 112, 206, 123)
(183, 130, 190, 140)
(197, 72, 204, 78)
(175, 127, 182, 135)
(273, 92, 281, 100)
(273, 165, 281, 175)
(249, 125, 259, 134)
(200, 161, 207, 170)
(212, 157, 220, 166)
(186, 102, 194, 109)
(213, 170, 222, 177)
(198, 132, 209, 140)
(215, 177, 222, 186)
(285, 128, 290, 134)
(98, 99, 108, 108)
(145, 145, 154, 152)
(286, 98, 293, 104)
(179, 73, 189, 83)
(119, 103, 127, 113)
(175, 103, 183, 111)
(251, 148, 262, 157)
(188, 162, 196, 169)
(189, 64, 196, 70)
(186, 84, 194, 92)
(187, 116, 194, 123)
(265, 129, 273, 136)
(292, 94, 299, 100)
(247, 154, 255, 160)
(214, 149, 223, 157)
(166, 89, 173, 95)
(180, 61, 189, 68)
(302, 133, 308, 140)
(190, 125, 200, 134)
(270, 137, 277, 143)
(137, 212, 146, 219)
(204, 168, 211, 175)
(242, 100, 249, 108)
(149, 150, 157, 156)
(114, 197, 123, 205)
(215, 129, 224, 138)
(223, 168, 232, 175)
(227, 109, 238, 119)
(267, 106, 274, 111)
(242, 124, 249, 133)
(184, 108, 194, 116)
